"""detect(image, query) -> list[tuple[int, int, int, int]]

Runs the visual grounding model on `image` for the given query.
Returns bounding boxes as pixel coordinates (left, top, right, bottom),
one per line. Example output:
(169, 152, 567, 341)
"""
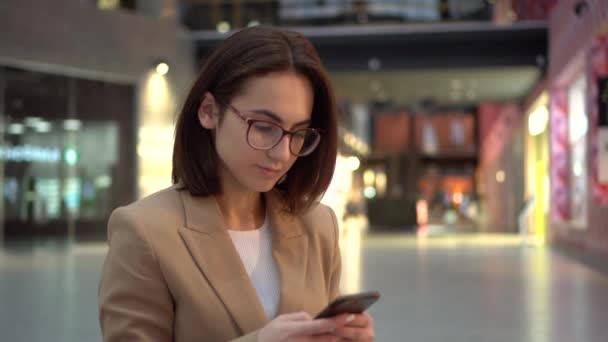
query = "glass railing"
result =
(80, 0, 137, 12)
(178, 0, 498, 31)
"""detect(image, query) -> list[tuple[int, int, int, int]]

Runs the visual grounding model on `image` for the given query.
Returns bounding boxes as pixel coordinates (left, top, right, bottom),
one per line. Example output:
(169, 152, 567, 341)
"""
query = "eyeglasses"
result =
(225, 103, 321, 157)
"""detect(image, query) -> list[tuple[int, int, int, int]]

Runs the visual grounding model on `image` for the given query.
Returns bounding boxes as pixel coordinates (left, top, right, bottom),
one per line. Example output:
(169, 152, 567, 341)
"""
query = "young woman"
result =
(98, 26, 375, 341)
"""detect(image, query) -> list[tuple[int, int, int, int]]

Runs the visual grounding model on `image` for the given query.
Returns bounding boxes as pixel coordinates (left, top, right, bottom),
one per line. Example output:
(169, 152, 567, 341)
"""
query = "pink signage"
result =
(549, 89, 570, 224)
(590, 36, 608, 205)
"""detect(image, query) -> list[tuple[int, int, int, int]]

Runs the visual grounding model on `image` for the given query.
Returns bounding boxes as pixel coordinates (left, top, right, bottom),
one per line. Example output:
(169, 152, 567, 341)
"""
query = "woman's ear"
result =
(198, 92, 219, 129)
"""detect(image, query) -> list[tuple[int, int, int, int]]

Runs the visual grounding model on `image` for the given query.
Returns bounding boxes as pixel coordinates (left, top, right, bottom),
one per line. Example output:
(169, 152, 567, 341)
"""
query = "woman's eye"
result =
(292, 133, 305, 142)
(253, 123, 276, 133)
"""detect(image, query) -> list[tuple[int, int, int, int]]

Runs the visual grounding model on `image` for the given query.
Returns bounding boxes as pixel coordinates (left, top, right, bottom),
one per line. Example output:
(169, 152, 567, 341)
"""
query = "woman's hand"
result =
(331, 312, 375, 341)
(258, 311, 340, 342)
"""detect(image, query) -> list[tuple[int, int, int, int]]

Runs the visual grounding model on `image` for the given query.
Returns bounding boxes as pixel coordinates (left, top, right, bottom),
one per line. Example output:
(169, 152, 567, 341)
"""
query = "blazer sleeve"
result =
(229, 330, 259, 342)
(98, 207, 175, 341)
(327, 207, 342, 302)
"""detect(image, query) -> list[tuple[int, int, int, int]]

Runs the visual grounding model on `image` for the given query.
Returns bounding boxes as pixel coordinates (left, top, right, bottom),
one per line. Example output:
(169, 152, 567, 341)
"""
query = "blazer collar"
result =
(176, 188, 309, 334)
(178, 188, 305, 239)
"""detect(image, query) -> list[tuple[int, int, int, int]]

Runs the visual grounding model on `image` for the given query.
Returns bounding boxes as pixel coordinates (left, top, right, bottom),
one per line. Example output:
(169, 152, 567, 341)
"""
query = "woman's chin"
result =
(247, 179, 278, 193)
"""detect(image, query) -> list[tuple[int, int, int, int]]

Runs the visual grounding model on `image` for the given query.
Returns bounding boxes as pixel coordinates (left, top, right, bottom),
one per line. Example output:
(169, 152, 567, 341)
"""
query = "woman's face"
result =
(203, 71, 314, 194)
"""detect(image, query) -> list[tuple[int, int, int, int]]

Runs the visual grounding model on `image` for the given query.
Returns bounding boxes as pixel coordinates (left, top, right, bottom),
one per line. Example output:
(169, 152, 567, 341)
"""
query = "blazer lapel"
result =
(176, 190, 268, 334)
(265, 190, 310, 315)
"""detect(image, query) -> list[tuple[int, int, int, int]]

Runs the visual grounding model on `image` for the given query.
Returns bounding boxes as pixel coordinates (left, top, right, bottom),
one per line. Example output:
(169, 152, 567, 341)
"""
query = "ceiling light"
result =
(98, 0, 120, 10)
(24, 117, 42, 128)
(34, 121, 52, 133)
(217, 21, 231, 33)
(155, 62, 169, 76)
(346, 156, 361, 171)
(63, 119, 82, 131)
(569, 115, 588, 143)
(528, 105, 549, 136)
(573, 162, 583, 176)
(375, 172, 387, 194)
(363, 187, 377, 199)
(496, 170, 506, 183)
(64, 148, 79, 165)
(453, 192, 463, 204)
(8, 123, 24, 135)
(363, 170, 375, 187)
(95, 175, 112, 188)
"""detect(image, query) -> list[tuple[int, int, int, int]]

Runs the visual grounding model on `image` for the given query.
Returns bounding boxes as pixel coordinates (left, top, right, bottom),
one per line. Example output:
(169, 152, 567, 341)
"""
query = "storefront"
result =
(360, 106, 478, 230)
(523, 91, 550, 242)
(547, 0, 608, 258)
(0, 1, 196, 242)
(0, 67, 136, 240)
(477, 102, 525, 233)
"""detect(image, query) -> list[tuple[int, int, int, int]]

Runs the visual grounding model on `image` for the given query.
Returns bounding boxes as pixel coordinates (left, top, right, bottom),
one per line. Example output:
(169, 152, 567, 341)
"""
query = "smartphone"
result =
(314, 291, 380, 319)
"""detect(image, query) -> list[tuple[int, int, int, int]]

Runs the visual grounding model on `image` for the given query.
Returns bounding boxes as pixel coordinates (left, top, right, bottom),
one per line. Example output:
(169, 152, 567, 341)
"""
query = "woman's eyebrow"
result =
(250, 109, 311, 126)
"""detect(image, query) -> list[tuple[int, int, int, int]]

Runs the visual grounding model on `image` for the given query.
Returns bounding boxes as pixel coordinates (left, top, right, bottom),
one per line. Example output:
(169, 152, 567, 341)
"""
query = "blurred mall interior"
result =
(1, 1, 608, 341)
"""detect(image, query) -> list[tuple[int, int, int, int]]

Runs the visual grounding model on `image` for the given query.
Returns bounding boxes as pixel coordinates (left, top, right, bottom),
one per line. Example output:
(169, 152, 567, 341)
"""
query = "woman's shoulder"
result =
(127, 184, 183, 211)
(302, 202, 337, 225)
(299, 202, 340, 241)
(108, 184, 185, 235)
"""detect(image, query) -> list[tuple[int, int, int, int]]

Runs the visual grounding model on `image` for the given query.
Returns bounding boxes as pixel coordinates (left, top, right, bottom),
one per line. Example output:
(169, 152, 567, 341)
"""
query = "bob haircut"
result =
(172, 26, 338, 215)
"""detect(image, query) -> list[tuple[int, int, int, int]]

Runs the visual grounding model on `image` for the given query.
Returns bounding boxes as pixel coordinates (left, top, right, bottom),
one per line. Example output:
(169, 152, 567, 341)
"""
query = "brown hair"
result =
(172, 26, 338, 214)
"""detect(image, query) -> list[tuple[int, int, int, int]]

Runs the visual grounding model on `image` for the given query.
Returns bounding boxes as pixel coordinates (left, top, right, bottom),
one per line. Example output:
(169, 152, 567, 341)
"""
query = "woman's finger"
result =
(280, 311, 313, 322)
(288, 318, 337, 336)
(332, 326, 373, 341)
(304, 333, 339, 342)
(327, 313, 354, 326)
(337, 313, 371, 328)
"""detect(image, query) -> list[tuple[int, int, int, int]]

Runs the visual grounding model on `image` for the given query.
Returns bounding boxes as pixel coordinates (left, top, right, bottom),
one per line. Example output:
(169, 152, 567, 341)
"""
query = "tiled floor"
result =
(1, 232, 607, 342)
(0, 240, 106, 342)
(356, 234, 608, 342)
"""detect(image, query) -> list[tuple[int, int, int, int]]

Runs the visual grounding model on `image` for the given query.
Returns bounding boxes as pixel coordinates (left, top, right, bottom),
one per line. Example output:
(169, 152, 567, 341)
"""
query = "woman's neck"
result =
(215, 190, 265, 231)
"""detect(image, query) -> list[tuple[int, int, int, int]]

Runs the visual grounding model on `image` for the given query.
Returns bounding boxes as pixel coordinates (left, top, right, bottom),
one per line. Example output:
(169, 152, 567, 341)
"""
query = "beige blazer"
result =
(98, 185, 342, 342)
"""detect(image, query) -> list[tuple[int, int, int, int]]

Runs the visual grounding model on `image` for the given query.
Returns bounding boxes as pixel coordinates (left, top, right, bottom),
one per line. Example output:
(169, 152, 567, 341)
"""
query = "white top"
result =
(227, 214, 280, 319)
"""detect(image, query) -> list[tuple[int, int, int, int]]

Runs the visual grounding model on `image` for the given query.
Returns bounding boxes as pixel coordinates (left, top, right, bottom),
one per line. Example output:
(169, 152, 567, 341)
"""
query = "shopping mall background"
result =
(3, 1, 608, 341)
(2, 0, 607, 262)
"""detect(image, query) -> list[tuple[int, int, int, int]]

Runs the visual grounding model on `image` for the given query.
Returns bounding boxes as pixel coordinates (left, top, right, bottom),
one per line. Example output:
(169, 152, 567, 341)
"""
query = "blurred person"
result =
(98, 26, 375, 342)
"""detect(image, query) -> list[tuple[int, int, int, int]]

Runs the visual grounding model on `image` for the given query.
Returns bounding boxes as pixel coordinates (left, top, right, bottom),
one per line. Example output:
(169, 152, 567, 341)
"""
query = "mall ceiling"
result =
(330, 66, 542, 107)
(192, 21, 547, 108)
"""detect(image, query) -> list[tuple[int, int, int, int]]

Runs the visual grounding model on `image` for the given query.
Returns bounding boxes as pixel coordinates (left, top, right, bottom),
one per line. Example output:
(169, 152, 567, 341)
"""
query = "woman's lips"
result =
(257, 165, 281, 177)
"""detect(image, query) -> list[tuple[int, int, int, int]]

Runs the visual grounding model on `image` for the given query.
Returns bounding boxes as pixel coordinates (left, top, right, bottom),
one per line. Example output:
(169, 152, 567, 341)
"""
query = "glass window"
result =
(567, 73, 588, 229)
(1, 67, 135, 240)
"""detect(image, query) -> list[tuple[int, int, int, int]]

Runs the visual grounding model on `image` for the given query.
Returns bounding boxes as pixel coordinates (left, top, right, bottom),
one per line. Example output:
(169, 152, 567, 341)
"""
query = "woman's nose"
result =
(268, 134, 292, 161)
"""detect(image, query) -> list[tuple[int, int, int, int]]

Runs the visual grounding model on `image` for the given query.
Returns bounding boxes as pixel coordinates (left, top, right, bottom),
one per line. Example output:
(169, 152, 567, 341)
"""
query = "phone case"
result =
(314, 291, 380, 319)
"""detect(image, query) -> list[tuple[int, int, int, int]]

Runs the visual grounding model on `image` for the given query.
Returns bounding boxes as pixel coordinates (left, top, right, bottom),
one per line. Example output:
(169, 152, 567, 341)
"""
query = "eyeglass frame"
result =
(223, 102, 322, 157)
